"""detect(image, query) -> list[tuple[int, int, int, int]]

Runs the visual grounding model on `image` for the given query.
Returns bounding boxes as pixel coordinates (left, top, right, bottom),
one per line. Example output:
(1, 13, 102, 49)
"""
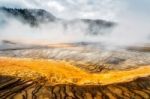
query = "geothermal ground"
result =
(0, 43, 150, 99)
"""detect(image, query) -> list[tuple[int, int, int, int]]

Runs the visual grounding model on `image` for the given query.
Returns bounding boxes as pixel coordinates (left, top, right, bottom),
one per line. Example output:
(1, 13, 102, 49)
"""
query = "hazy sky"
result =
(0, 0, 149, 21)
(0, 0, 149, 46)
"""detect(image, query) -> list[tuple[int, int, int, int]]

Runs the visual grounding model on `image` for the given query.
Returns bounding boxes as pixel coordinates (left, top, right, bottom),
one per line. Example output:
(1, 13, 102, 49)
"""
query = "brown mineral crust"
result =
(1, 76, 150, 99)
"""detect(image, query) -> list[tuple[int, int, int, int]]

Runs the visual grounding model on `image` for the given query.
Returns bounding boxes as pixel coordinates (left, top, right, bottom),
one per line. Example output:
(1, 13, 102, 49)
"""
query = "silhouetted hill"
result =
(0, 7, 115, 35)
(0, 7, 56, 26)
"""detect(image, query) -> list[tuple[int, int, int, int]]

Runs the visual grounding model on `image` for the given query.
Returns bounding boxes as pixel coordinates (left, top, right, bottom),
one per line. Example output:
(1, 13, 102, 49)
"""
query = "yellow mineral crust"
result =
(0, 57, 149, 85)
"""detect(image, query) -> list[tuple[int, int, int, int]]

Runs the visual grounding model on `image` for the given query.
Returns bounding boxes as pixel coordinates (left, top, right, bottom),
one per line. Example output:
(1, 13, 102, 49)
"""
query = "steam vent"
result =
(0, 0, 150, 98)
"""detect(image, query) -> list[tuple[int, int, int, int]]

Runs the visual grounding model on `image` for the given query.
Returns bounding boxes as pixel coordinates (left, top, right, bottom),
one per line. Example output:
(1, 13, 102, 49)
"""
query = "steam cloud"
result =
(0, 0, 120, 21)
(0, 0, 150, 48)
(0, 15, 89, 44)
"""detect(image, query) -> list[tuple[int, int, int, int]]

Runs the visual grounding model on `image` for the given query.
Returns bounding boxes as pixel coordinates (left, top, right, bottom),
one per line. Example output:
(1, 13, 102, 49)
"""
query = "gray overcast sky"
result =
(127, 0, 150, 15)
(0, 0, 149, 21)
